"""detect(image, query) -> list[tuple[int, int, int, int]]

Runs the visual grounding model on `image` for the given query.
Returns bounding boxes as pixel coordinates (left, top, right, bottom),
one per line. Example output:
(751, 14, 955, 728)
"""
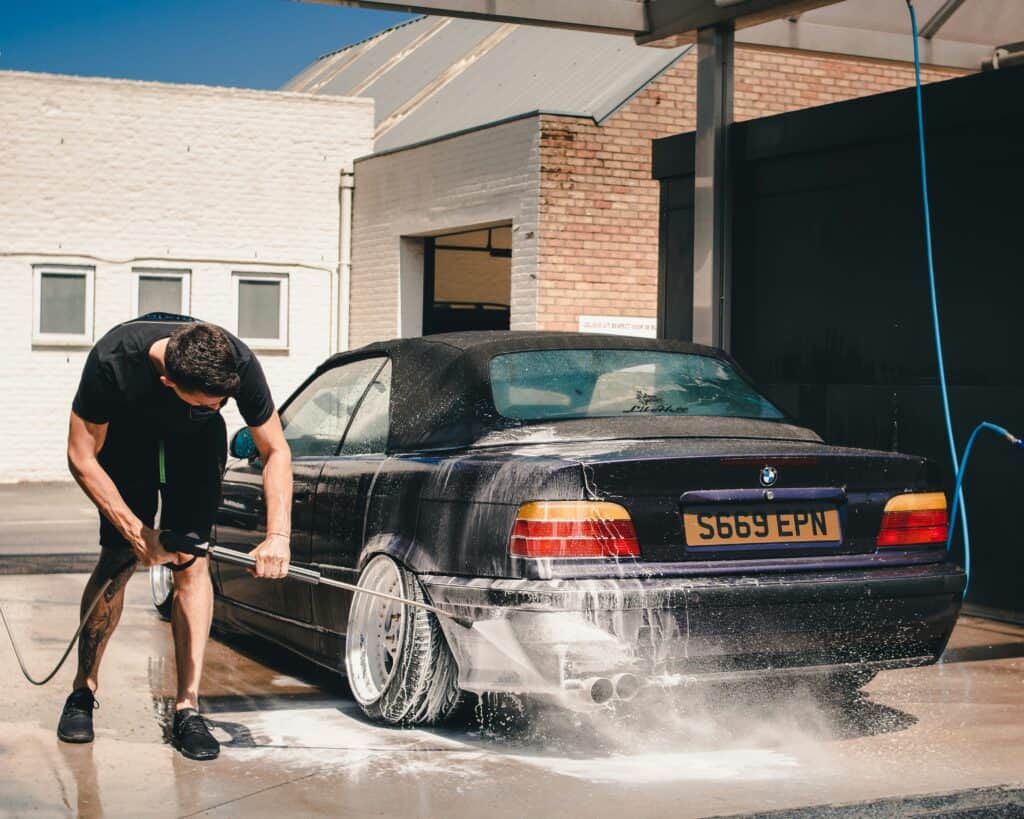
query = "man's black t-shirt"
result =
(72, 317, 275, 434)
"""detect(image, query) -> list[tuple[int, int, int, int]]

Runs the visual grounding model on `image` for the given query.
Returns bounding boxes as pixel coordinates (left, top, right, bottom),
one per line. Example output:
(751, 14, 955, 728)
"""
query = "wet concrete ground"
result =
(1, 572, 1022, 818)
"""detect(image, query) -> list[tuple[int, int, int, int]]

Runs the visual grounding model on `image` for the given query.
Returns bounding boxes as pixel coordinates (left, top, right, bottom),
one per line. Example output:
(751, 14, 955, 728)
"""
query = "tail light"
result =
(510, 501, 640, 559)
(877, 492, 948, 548)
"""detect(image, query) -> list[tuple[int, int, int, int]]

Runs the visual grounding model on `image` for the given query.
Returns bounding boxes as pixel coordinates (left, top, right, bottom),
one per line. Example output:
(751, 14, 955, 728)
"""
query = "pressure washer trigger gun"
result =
(158, 531, 210, 571)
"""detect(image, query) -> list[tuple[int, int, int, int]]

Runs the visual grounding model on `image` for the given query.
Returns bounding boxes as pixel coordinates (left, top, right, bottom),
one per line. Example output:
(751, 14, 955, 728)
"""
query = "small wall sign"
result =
(578, 315, 657, 338)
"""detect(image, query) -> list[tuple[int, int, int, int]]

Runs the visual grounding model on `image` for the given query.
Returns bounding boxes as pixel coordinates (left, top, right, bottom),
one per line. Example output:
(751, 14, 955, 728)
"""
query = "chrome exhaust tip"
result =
(565, 676, 615, 705)
(611, 672, 641, 702)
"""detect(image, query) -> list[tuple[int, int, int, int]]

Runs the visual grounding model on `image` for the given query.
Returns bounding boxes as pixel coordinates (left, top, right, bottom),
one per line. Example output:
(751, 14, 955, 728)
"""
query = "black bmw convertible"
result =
(150, 332, 964, 724)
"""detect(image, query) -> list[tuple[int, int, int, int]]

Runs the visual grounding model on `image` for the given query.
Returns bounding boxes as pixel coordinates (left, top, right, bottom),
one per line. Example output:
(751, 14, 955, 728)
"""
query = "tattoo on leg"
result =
(77, 607, 112, 682)
(102, 560, 135, 601)
(77, 558, 136, 684)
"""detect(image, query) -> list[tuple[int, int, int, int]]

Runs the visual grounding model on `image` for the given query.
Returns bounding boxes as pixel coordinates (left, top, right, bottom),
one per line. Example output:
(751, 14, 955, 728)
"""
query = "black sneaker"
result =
(57, 688, 96, 744)
(172, 708, 220, 761)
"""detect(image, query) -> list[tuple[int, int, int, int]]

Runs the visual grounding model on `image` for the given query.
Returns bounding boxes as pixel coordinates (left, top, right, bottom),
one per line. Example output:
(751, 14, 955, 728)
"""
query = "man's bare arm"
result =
(248, 411, 292, 580)
(67, 411, 170, 566)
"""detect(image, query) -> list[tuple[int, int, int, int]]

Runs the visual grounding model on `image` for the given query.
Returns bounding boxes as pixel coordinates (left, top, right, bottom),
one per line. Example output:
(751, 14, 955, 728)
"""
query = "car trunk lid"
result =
(564, 436, 930, 562)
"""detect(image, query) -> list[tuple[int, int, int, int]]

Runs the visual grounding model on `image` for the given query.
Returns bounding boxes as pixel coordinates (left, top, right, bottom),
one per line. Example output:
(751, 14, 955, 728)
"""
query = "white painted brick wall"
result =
(0, 71, 374, 482)
(350, 116, 540, 347)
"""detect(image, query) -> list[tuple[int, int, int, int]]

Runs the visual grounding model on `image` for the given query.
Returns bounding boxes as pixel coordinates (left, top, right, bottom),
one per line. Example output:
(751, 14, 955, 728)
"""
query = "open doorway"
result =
(423, 225, 511, 335)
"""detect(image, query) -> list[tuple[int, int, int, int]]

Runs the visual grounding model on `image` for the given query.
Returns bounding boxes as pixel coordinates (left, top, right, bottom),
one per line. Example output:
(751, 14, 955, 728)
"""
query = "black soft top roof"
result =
(317, 331, 735, 453)
(329, 330, 720, 357)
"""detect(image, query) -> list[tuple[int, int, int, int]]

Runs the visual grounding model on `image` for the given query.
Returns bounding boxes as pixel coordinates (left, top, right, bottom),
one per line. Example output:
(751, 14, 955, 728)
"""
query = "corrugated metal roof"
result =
(312, 17, 435, 97)
(361, 18, 497, 124)
(284, 16, 689, 153)
(281, 16, 424, 93)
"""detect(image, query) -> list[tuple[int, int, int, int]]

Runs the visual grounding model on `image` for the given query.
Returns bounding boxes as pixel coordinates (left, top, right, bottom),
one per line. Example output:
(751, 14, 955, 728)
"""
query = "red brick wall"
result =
(536, 47, 964, 331)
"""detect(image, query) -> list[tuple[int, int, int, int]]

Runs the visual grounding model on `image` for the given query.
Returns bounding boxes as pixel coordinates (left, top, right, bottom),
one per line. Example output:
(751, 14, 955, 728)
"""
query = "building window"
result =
(234, 273, 289, 349)
(133, 269, 190, 317)
(33, 265, 94, 345)
(423, 225, 511, 335)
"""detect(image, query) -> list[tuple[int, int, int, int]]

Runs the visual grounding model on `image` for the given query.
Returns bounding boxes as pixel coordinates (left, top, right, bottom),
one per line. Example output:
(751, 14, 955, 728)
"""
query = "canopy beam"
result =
(692, 22, 734, 348)
(920, 0, 969, 40)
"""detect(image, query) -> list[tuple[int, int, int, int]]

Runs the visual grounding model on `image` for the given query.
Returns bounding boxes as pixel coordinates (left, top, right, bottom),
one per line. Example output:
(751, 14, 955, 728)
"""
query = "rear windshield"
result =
(489, 349, 785, 422)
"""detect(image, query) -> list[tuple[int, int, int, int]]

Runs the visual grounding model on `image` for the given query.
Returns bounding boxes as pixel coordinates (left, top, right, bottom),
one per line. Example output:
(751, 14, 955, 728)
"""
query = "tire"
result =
(345, 555, 461, 725)
(150, 564, 175, 620)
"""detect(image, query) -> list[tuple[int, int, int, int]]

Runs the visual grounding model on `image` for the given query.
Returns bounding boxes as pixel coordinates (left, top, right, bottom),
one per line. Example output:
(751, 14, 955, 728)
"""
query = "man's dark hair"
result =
(164, 323, 241, 397)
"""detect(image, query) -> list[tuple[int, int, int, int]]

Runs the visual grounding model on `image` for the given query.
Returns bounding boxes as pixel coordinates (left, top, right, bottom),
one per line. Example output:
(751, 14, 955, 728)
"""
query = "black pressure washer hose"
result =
(1, 532, 472, 687)
(1, 576, 113, 686)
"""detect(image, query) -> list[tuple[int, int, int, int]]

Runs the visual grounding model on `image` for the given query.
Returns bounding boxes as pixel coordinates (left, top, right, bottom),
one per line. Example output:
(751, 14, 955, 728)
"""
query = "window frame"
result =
(279, 355, 387, 460)
(32, 264, 95, 346)
(233, 271, 289, 350)
(132, 268, 191, 317)
(338, 358, 392, 456)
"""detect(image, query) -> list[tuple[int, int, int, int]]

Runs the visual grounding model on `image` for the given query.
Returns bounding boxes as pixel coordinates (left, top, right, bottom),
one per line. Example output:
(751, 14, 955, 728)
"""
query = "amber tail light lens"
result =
(877, 492, 948, 547)
(510, 501, 640, 558)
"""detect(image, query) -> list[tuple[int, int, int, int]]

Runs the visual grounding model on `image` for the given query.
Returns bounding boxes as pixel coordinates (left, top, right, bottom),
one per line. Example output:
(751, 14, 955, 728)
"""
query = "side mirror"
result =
(230, 427, 257, 460)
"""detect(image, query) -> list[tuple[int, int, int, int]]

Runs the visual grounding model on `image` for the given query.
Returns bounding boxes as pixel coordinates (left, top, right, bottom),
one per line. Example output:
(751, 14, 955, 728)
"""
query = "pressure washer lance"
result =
(1, 532, 474, 688)
(159, 531, 475, 629)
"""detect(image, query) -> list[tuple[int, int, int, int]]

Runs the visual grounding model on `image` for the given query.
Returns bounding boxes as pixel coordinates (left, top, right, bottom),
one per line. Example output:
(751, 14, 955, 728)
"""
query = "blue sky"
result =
(1, 0, 413, 89)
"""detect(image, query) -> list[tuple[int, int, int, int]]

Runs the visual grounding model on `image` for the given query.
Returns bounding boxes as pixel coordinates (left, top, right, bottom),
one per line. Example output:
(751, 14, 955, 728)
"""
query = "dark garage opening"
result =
(654, 67, 1024, 620)
(423, 225, 511, 335)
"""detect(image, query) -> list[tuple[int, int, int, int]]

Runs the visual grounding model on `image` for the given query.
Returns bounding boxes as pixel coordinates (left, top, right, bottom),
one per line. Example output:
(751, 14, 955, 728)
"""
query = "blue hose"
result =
(906, 2, 1021, 597)
(905, 1, 970, 574)
(948, 424, 1024, 556)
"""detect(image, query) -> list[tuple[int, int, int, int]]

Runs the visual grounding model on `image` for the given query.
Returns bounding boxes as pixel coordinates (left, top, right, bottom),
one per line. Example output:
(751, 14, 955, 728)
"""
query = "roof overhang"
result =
(304, 1, 836, 38)
(304, 0, 1024, 70)
(301, 0, 650, 36)
(641, 0, 835, 44)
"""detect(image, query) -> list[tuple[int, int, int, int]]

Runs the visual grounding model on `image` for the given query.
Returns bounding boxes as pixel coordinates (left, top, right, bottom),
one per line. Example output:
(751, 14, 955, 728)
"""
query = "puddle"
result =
(515, 748, 800, 784)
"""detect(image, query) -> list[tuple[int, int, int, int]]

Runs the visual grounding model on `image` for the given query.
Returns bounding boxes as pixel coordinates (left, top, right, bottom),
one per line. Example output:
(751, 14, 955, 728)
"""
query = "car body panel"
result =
(216, 459, 320, 623)
(422, 562, 964, 694)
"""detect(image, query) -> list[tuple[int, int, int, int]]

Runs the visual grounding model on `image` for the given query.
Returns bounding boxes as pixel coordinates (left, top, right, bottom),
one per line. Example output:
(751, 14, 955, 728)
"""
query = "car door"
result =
(216, 356, 386, 627)
(310, 359, 393, 636)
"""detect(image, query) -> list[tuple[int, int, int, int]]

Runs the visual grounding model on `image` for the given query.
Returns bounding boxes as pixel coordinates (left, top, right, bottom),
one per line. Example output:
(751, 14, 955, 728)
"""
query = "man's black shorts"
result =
(97, 414, 227, 552)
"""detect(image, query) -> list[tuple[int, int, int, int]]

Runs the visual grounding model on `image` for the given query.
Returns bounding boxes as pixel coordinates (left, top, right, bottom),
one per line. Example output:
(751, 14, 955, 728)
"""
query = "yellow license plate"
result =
(683, 507, 841, 547)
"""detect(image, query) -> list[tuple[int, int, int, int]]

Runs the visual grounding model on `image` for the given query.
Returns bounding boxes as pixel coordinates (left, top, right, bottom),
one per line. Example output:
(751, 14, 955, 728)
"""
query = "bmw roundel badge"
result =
(760, 465, 778, 487)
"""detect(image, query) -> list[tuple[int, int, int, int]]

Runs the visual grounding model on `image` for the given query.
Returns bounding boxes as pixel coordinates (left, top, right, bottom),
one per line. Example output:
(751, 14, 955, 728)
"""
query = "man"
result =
(59, 314, 293, 761)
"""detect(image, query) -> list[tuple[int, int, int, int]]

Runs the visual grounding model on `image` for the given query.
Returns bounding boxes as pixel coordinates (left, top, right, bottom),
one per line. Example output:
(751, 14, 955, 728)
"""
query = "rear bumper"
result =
(421, 562, 965, 698)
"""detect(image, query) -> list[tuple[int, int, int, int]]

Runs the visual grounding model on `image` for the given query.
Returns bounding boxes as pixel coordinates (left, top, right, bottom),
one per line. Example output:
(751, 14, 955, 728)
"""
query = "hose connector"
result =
(988, 425, 1022, 447)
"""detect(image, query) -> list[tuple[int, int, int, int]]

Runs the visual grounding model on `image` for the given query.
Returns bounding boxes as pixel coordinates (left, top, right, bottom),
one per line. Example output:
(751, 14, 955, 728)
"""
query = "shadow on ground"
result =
(153, 628, 918, 762)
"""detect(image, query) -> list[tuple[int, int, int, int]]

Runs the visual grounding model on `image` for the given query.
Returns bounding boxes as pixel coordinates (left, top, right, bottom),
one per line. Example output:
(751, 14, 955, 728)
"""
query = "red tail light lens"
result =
(510, 501, 640, 558)
(877, 492, 948, 547)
